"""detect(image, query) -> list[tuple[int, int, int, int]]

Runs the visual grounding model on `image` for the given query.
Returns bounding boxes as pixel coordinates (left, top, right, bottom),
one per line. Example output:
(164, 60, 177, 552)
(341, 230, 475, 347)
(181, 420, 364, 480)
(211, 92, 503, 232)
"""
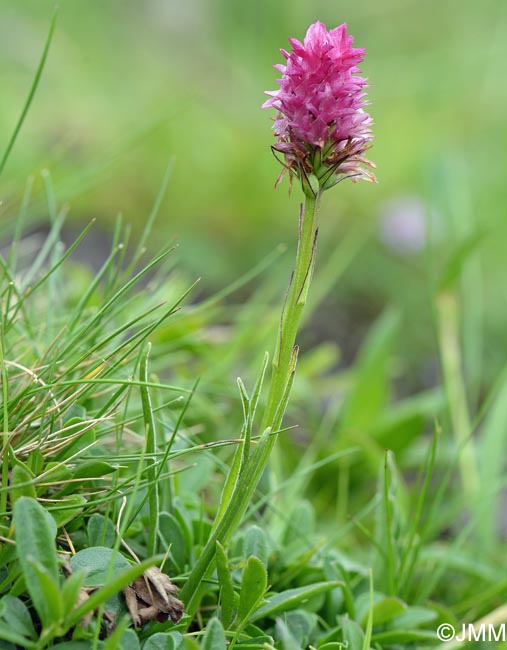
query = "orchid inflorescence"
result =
(263, 21, 376, 195)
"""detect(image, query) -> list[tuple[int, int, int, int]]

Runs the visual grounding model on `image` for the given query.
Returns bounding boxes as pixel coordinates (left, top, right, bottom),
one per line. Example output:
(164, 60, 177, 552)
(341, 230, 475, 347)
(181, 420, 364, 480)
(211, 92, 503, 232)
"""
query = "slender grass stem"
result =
(437, 292, 479, 502)
(0, 329, 10, 518)
(140, 344, 159, 556)
(383, 450, 396, 596)
(0, 11, 57, 176)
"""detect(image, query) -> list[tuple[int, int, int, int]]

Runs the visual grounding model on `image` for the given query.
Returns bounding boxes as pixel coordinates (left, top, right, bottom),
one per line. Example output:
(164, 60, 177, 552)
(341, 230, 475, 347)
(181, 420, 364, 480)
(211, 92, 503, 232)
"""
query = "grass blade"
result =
(0, 11, 57, 176)
(140, 343, 160, 556)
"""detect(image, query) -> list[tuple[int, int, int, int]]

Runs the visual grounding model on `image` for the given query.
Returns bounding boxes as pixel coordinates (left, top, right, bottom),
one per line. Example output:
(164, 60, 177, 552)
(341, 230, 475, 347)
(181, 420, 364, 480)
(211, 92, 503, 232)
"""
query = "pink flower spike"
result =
(263, 21, 376, 190)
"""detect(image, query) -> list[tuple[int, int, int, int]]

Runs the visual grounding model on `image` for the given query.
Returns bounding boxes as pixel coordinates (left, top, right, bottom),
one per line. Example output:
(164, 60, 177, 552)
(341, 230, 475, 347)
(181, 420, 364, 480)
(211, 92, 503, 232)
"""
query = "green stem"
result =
(180, 190, 321, 616)
(261, 191, 321, 432)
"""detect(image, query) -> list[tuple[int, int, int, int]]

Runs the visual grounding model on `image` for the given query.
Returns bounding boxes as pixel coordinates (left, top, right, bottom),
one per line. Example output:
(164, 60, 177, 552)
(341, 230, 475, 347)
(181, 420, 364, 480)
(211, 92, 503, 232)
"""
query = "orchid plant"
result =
(181, 20, 375, 615)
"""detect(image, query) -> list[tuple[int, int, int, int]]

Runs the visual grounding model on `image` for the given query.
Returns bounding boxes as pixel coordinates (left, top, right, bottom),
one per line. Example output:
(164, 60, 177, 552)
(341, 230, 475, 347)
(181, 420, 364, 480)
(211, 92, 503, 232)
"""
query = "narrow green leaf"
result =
(173, 503, 194, 553)
(59, 246, 182, 366)
(237, 557, 267, 625)
(390, 605, 437, 629)
(181, 429, 273, 616)
(24, 217, 95, 297)
(27, 558, 64, 626)
(362, 572, 374, 650)
(439, 231, 485, 291)
(66, 245, 122, 333)
(398, 427, 438, 595)
(381, 450, 396, 596)
(249, 352, 269, 427)
(9, 464, 36, 504)
(216, 542, 235, 628)
(437, 291, 478, 499)
(140, 343, 159, 556)
(61, 571, 86, 619)
(250, 582, 342, 622)
(0, 11, 57, 175)
(214, 353, 269, 532)
(202, 618, 227, 650)
(237, 377, 250, 430)
(74, 461, 117, 480)
(55, 428, 95, 462)
(361, 596, 406, 627)
(237, 377, 251, 468)
(49, 495, 87, 528)
(159, 512, 186, 569)
(6, 173, 33, 271)
(271, 346, 298, 431)
(323, 560, 355, 620)
(214, 441, 243, 529)
(132, 158, 175, 266)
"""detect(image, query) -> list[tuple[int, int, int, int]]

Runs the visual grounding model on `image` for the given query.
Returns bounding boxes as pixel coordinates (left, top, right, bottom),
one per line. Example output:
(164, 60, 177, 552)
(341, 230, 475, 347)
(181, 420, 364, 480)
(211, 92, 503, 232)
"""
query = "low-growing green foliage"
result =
(2, 182, 506, 650)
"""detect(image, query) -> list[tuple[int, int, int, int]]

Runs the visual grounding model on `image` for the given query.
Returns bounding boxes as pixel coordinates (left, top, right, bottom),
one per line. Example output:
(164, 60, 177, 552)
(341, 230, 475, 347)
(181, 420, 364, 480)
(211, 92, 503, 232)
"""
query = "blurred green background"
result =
(1, 0, 507, 389)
